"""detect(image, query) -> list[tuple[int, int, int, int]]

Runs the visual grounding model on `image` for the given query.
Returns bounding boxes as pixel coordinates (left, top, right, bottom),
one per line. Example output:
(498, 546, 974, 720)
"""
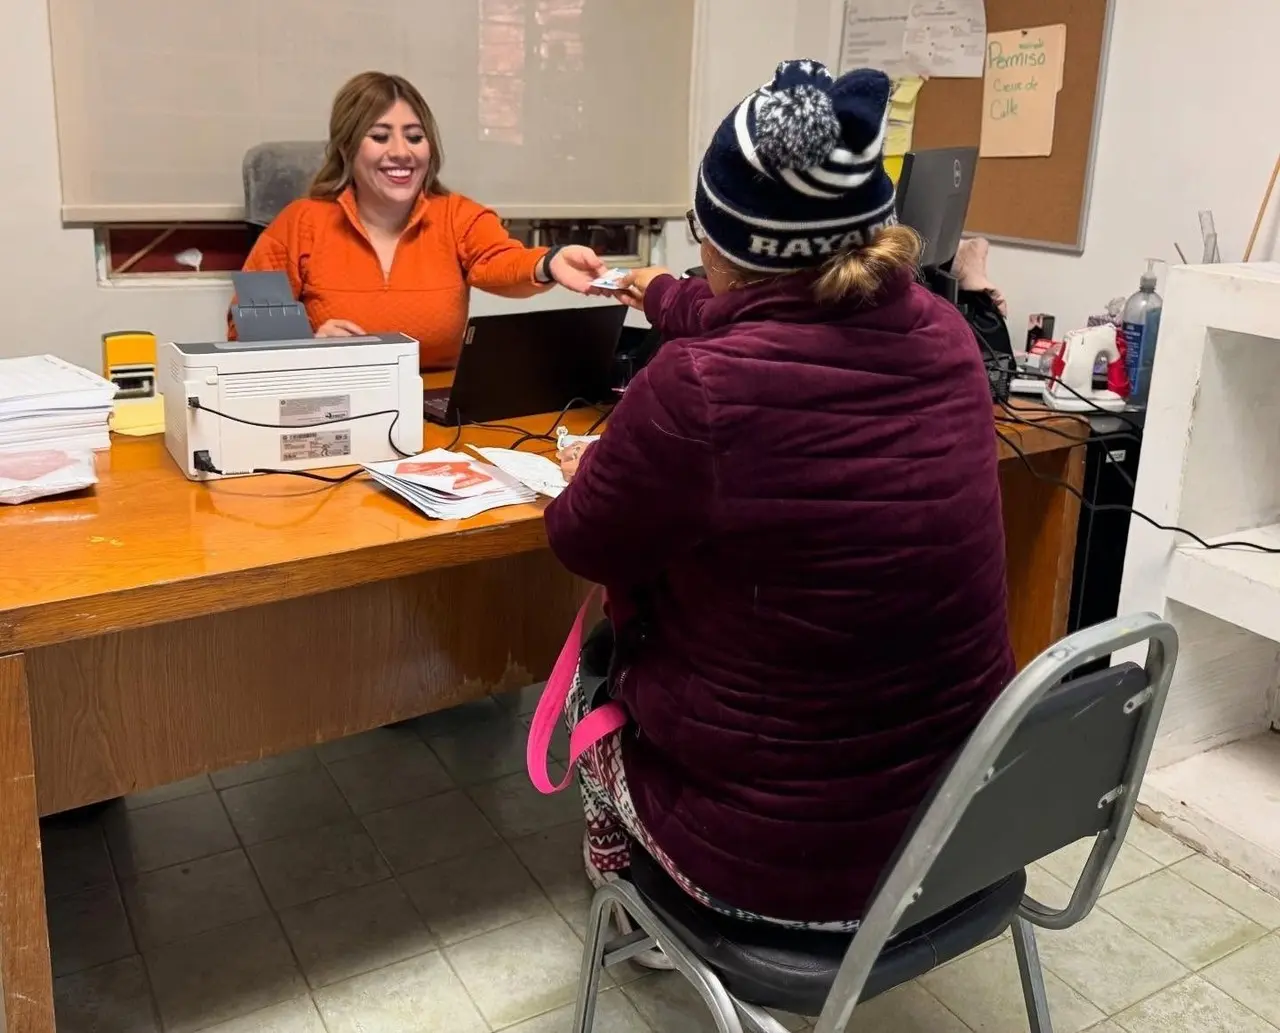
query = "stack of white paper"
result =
(364, 449, 537, 519)
(468, 445, 568, 498)
(0, 355, 117, 454)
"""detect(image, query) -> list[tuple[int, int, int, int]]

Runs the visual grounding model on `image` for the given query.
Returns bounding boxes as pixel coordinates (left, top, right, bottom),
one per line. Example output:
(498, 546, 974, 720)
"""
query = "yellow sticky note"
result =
(892, 77, 925, 106)
(884, 154, 905, 185)
(886, 76, 923, 157)
(887, 120, 914, 156)
(110, 396, 165, 437)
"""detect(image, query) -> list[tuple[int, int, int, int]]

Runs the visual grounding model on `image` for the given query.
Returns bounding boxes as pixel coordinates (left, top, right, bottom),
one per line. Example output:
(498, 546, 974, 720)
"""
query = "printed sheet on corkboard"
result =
(910, 0, 1112, 249)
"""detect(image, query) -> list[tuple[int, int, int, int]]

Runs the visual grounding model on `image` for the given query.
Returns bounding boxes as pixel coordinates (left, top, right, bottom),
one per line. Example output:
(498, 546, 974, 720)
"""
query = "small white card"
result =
(589, 268, 630, 291)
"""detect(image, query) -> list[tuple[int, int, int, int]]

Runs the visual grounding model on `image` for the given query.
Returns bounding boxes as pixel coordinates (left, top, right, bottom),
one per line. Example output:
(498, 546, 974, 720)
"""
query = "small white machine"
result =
(1041, 325, 1126, 413)
(160, 334, 424, 480)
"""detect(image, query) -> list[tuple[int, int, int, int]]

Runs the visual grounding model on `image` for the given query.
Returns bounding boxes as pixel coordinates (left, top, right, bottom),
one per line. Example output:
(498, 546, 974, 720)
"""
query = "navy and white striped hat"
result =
(694, 60, 897, 273)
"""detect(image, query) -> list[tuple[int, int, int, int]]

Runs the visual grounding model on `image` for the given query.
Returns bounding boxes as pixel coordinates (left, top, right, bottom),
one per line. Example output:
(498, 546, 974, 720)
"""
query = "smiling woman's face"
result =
(352, 99, 431, 210)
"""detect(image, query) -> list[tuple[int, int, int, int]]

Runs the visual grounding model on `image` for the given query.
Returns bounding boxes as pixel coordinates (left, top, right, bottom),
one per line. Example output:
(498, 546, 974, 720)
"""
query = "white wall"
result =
(984, 0, 1280, 336)
(688, 0, 1280, 337)
(6, 0, 1278, 371)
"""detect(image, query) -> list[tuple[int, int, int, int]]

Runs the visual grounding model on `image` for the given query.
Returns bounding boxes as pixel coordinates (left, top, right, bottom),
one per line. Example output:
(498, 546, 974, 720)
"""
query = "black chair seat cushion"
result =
(628, 847, 1026, 1016)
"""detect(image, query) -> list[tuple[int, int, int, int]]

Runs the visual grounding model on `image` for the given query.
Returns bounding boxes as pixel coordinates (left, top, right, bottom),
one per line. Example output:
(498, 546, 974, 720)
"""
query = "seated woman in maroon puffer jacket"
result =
(543, 60, 1014, 944)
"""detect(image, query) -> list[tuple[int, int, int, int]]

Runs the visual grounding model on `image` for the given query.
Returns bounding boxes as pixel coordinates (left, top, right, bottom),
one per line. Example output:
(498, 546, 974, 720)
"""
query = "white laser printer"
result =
(160, 333, 423, 480)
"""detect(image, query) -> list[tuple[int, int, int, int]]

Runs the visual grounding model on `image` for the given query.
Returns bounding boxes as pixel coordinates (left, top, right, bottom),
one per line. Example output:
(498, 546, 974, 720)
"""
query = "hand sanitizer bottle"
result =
(1122, 259, 1163, 404)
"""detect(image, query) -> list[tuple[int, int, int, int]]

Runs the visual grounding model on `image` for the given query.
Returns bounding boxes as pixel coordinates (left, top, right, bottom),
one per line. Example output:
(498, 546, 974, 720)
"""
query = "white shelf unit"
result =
(1118, 262, 1280, 896)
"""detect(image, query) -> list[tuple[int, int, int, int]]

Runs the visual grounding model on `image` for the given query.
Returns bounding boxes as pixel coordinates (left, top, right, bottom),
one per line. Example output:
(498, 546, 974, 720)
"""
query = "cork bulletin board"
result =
(910, 0, 1114, 251)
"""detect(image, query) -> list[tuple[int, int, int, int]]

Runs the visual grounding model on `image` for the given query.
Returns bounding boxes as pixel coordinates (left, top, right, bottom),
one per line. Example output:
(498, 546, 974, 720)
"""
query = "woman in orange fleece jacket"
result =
(240, 71, 607, 370)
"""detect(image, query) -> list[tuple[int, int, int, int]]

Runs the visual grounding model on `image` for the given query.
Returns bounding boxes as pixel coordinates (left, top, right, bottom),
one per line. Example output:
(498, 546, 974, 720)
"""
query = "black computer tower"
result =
(1067, 409, 1145, 674)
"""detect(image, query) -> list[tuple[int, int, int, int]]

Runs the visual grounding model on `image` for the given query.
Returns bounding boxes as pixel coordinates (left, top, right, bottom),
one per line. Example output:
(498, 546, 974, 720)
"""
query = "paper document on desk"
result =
(468, 446, 567, 498)
(0, 354, 116, 454)
(364, 449, 537, 519)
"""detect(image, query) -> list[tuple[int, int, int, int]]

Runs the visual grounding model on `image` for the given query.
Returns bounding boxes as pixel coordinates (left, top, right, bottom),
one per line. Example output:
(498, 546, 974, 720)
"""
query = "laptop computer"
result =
(423, 306, 627, 425)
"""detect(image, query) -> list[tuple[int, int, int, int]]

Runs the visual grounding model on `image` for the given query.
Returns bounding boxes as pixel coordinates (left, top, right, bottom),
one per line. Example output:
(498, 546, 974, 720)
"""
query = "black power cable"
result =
(982, 339, 1280, 553)
(186, 397, 411, 481)
(186, 396, 605, 485)
(995, 401, 1139, 491)
(995, 426, 1280, 553)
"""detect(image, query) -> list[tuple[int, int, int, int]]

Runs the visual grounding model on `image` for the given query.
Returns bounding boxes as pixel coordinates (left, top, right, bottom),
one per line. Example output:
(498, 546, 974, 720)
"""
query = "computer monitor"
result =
(895, 147, 978, 303)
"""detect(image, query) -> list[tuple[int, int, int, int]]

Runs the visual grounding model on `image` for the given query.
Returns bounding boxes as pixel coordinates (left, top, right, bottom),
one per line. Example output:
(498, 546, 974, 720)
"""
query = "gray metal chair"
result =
(242, 141, 327, 243)
(571, 612, 1178, 1033)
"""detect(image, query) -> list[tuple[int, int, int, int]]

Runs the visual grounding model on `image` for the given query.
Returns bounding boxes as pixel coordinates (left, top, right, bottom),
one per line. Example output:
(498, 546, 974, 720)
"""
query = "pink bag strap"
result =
(526, 586, 628, 794)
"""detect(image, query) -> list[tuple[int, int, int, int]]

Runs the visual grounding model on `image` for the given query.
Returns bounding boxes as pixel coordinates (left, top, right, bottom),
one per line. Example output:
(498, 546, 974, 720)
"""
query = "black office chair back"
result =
(895, 661, 1148, 929)
(814, 614, 1177, 1033)
(242, 141, 327, 243)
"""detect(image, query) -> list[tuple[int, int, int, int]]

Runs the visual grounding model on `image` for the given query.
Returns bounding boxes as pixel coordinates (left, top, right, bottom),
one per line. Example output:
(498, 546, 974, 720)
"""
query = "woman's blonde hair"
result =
(310, 72, 447, 200)
(813, 224, 922, 304)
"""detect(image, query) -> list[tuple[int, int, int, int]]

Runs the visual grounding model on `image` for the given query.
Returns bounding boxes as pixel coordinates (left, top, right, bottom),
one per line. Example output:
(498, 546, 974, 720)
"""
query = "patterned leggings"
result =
(565, 666, 861, 933)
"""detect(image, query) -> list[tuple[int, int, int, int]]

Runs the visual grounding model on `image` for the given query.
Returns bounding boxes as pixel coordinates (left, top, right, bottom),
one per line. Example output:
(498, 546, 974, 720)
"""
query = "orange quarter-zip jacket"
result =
(238, 187, 550, 370)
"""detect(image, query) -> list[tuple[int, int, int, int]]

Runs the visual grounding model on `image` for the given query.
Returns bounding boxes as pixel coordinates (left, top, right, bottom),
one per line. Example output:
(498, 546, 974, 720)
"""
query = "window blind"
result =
(48, 0, 694, 222)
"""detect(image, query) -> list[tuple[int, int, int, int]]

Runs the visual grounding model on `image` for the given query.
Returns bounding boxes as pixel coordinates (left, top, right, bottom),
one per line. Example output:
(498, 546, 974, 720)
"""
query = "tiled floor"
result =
(46, 686, 1280, 1032)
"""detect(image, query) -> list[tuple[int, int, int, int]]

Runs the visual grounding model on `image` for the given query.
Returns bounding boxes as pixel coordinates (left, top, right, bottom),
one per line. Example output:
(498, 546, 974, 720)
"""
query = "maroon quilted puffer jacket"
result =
(544, 270, 1013, 922)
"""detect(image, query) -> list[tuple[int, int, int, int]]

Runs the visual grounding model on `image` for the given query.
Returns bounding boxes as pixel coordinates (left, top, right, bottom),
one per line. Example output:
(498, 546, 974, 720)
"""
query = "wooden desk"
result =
(0, 401, 1084, 1033)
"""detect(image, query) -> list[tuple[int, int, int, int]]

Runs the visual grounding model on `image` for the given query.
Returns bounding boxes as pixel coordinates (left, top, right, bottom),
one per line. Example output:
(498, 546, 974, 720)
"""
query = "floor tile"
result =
(121, 848, 270, 949)
(1113, 974, 1279, 1033)
(468, 769, 584, 839)
(1086, 1025, 1124, 1033)
(325, 740, 454, 814)
(42, 820, 115, 897)
(624, 973, 735, 1033)
(1100, 869, 1266, 968)
(423, 714, 532, 786)
(510, 821, 592, 909)
(1125, 820, 1197, 866)
(506, 987, 650, 1033)
(1026, 862, 1076, 911)
(362, 789, 499, 873)
(1173, 854, 1280, 929)
(198, 996, 327, 1033)
(1039, 837, 1163, 896)
(922, 937, 1105, 1033)
(247, 820, 389, 910)
(522, 713, 571, 763)
(279, 878, 435, 988)
(768, 1008, 810, 1031)
(1033, 908, 1187, 1013)
(315, 724, 423, 763)
(220, 768, 352, 846)
(1202, 932, 1280, 1027)
(401, 841, 554, 945)
(211, 748, 321, 790)
(105, 792, 239, 874)
(412, 697, 504, 737)
(123, 773, 214, 810)
(145, 914, 307, 1033)
(445, 912, 587, 1027)
(47, 883, 136, 977)
(848, 981, 968, 1032)
(313, 951, 488, 1033)
(556, 896, 651, 988)
(494, 682, 547, 717)
(53, 955, 159, 1033)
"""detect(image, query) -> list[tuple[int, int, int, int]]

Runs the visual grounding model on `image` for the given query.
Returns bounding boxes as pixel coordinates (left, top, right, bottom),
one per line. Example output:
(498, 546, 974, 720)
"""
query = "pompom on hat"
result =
(693, 60, 898, 273)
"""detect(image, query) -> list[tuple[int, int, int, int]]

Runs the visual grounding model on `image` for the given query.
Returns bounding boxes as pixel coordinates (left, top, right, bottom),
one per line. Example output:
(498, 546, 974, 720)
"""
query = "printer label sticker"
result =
(279, 394, 350, 426)
(281, 430, 351, 461)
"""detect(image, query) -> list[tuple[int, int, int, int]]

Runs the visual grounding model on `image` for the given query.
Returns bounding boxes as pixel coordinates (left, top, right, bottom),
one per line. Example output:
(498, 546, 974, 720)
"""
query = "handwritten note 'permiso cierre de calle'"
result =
(979, 24, 1067, 158)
